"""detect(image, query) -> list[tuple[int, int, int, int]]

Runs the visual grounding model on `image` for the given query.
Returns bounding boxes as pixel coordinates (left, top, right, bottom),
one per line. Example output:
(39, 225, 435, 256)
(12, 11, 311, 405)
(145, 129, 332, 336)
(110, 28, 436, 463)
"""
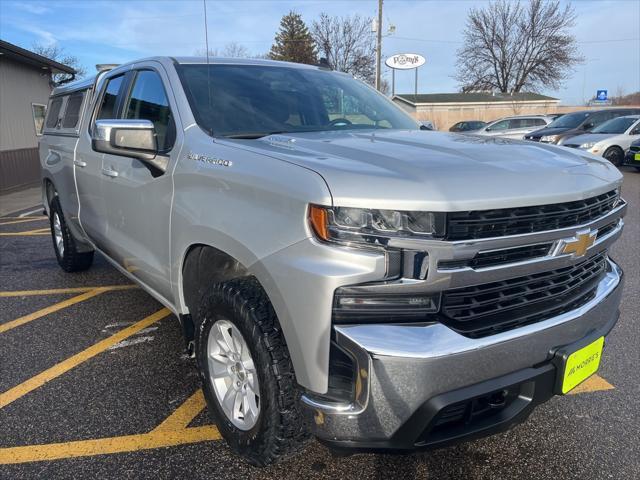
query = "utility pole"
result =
(375, 0, 383, 91)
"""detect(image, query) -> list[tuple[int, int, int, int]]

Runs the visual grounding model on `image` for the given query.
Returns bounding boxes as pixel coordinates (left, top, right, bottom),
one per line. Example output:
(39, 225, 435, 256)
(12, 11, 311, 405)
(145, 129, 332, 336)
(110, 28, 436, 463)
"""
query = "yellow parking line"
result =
(0, 227, 50, 236)
(0, 390, 221, 465)
(0, 389, 220, 464)
(0, 289, 106, 334)
(0, 308, 171, 409)
(0, 425, 220, 464)
(0, 218, 47, 226)
(0, 285, 137, 298)
(568, 374, 614, 395)
(153, 389, 209, 432)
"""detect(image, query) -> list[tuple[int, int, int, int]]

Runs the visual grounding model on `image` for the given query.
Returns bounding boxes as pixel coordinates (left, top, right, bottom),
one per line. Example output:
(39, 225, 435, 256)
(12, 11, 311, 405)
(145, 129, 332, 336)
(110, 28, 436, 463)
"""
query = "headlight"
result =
(309, 205, 446, 247)
(579, 142, 596, 149)
(541, 135, 560, 143)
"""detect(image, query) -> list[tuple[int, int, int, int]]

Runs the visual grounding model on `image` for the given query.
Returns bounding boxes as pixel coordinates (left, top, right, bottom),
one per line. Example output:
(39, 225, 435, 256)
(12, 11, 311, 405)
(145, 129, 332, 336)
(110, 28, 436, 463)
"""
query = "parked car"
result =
(419, 120, 436, 130)
(623, 138, 640, 170)
(449, 120, 487, 133)
(39, 56, 626, 466)
(474, 115, 554, 139)
(561, 115, 640, 165)
(525, 108, 640, 144)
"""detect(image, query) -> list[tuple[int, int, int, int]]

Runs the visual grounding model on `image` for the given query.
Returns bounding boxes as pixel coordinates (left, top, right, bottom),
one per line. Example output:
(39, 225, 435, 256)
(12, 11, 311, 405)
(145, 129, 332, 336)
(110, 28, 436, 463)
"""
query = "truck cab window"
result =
(62, 91, 85, 128)
(45, 97, 63, 128)
(124, 70, 175, 152)
(96, 75, 124, 120)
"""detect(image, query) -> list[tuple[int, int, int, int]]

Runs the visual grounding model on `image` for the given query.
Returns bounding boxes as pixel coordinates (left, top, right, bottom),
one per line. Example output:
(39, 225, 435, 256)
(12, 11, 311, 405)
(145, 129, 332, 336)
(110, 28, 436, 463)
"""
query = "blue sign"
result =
(596, 90, 608, 101)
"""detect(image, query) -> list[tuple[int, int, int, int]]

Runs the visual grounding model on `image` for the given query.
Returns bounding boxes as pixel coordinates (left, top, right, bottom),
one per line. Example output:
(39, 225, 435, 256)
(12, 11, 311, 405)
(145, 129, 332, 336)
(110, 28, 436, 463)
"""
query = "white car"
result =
(561, 115, 640, 166)
(474, 115, 555, 139)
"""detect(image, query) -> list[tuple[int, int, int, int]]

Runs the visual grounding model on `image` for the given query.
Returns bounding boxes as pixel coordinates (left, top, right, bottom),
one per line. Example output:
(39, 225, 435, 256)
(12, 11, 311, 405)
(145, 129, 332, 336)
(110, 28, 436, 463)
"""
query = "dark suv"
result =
(525, 108, 640, 144)
(623, 138, 640, 170)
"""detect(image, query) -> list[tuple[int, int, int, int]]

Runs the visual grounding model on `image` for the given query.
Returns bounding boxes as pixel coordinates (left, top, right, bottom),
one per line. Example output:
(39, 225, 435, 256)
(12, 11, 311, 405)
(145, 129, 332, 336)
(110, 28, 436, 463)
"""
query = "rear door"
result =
(98, 64, 180, 299)
(505, 118, 548, 138)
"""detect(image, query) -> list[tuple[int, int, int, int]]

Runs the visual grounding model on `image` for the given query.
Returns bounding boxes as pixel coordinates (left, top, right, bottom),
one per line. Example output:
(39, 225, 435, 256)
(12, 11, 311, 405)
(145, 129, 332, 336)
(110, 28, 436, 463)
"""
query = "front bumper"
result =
(302, 258, 623, 451)
(623, 150, 640, 167)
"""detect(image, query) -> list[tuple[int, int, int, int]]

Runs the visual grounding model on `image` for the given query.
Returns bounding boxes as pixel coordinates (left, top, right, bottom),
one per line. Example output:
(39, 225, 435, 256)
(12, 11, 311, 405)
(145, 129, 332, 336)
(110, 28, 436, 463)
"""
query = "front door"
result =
(97, 64, 180, 300)
(76, 74, 127, 246)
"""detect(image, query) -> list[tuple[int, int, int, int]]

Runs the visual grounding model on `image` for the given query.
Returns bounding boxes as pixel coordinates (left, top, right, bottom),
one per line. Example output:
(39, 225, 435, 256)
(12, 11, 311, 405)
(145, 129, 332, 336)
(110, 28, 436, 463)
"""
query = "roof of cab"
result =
(50, 55, 334, 96)
(172, 56, 323, 70)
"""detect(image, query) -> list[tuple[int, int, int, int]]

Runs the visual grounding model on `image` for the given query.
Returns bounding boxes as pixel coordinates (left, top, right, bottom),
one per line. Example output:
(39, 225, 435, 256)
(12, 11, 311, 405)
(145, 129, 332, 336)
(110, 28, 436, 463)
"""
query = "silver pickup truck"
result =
(39, 57, 626, 466)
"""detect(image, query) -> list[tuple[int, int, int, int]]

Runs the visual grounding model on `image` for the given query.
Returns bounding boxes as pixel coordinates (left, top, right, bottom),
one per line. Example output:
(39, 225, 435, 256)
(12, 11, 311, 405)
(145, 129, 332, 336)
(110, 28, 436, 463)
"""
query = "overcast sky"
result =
(1, 0, 638, 104)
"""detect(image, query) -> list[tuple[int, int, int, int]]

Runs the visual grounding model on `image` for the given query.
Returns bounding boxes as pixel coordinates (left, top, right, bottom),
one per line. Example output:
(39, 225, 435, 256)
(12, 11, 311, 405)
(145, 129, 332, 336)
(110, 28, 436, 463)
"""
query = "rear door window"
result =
(96, 75, 125, 120)
(62, 91, 85, 128)
(123, 70, 176, 152)
(45, 97, 64, 128)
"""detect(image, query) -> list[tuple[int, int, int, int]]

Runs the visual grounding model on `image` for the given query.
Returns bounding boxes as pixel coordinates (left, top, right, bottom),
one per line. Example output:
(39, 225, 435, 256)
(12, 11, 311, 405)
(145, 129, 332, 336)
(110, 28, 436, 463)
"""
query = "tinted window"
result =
(62, 91, 85, 128)
(592, 117, 639, 134)
(45, 97, 63, 128)
(178, 64, 417, 137)
(124, 70, 175, 151)
(533, 118, 547, 126)
(97, 75, 124, 120)
(547, 112, 591, 128)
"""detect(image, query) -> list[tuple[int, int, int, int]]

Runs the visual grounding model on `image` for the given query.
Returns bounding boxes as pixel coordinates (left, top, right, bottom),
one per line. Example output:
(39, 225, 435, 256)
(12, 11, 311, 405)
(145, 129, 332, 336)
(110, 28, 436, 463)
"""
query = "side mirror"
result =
(583, 122, 594, 130)
(92, 119, 157, 160)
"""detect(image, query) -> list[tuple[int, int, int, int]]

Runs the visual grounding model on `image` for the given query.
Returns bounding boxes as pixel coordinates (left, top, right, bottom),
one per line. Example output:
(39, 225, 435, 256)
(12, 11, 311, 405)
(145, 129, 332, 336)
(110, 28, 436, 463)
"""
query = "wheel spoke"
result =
(219, 326, 237, 355)
(222, 386, 236, 412)
(245, 389, 259, 418)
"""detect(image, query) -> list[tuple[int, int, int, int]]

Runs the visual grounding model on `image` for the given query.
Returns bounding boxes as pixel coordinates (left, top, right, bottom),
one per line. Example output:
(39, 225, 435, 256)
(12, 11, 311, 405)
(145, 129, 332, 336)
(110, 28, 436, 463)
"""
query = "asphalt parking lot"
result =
(1, 169, 639, 480)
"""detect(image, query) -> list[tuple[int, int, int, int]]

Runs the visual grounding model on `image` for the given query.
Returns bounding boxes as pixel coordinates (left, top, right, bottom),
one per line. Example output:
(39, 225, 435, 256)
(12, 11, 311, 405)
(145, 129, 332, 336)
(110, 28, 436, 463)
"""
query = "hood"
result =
(563, 133, 617, 146)
(224, 129, 622, 211)
(527, 126, 576, 138)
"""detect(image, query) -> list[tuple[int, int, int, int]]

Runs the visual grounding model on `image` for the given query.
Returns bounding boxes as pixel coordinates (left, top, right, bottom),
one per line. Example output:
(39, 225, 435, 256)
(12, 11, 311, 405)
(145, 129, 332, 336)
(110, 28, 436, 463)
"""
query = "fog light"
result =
(333, 286, 440, 324)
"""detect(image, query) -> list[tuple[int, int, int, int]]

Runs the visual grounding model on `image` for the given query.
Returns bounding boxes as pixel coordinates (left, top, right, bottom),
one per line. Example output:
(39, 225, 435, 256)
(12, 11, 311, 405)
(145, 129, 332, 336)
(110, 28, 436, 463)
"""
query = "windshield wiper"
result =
(222, 131, 289, 139)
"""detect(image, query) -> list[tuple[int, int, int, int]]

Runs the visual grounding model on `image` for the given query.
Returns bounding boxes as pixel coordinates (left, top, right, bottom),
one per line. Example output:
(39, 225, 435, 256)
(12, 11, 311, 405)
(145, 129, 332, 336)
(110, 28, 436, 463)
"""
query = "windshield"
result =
(546, 112, 591, 129)
(592, 117, 638, 134)
(177, 64, 418, 137)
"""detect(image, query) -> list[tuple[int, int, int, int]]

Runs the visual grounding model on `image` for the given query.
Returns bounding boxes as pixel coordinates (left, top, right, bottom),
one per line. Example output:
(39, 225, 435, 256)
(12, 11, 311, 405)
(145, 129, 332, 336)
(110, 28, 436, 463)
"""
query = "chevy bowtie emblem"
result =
(554, 228, 597, 258)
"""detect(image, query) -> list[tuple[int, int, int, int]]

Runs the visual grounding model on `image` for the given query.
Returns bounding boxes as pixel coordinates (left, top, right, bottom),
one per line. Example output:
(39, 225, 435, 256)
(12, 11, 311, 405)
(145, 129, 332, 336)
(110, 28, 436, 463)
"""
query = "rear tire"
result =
(195, 277, 309, 466)
(49, 196, 94, 272)
(603, 146, 624, 166)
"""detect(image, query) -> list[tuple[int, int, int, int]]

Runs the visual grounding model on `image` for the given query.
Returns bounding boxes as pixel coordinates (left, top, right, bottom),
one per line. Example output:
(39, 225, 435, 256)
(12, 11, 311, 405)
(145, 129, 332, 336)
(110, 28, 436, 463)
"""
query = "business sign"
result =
(385, 53, 426, 70)
(596, 90, 608, 101)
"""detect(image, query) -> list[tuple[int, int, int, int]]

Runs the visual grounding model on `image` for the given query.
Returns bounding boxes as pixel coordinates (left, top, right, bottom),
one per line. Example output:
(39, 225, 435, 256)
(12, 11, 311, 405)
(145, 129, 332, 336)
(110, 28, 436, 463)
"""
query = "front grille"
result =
(439, 243, 553, 270)
(441, 252, 607, 338)
(446, 190, 619, 241)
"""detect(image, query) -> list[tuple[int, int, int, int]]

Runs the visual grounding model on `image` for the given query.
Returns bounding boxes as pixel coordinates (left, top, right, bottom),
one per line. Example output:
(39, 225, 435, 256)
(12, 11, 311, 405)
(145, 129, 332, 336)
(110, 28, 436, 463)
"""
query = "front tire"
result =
(195, 277, 309, 466)
(603, 146, 624, 166)
(49, 196, 94, 272)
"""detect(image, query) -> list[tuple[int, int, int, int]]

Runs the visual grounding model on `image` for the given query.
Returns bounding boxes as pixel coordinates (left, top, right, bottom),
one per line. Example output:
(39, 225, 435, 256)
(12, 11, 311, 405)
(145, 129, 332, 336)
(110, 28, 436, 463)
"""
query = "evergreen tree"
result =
(269, 11, 317, 65)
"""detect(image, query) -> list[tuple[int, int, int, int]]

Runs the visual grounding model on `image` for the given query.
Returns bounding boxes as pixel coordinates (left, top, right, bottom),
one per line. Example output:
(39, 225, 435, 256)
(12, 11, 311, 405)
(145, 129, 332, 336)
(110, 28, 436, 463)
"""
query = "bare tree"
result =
(197, 41, 251, 58)
(31, 43, 87, 84)
(455, 0, 582, 93)
(311, 13, 376, 86)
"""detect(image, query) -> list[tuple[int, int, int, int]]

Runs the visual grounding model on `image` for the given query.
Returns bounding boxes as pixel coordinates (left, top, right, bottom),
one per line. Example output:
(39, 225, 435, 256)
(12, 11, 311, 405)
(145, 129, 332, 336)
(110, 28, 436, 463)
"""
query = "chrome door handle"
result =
(101, 167, 119, 177)
(74, 159, 87, 167)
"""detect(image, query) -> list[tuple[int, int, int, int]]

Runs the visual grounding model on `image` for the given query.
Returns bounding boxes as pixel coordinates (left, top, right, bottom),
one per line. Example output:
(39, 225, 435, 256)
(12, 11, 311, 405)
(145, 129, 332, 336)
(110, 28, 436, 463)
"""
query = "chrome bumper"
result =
(302, 258, 623, 445)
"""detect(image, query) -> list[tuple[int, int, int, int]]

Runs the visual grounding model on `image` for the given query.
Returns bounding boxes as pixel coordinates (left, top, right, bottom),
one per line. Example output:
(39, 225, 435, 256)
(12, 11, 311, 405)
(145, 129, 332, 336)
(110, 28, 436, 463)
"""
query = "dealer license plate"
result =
(561, 336, 604, 394)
